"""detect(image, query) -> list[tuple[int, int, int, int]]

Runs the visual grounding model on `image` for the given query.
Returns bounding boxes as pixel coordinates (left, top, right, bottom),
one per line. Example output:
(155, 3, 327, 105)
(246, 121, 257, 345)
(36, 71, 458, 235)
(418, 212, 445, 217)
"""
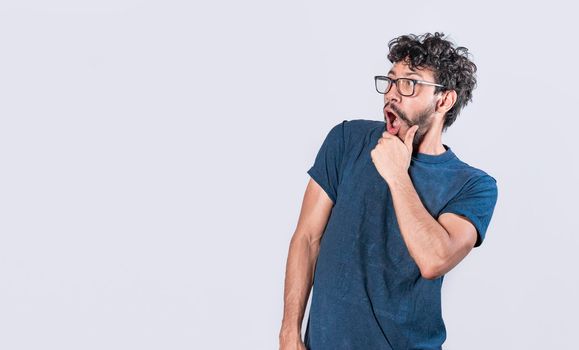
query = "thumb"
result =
(404, 125, 419, 151)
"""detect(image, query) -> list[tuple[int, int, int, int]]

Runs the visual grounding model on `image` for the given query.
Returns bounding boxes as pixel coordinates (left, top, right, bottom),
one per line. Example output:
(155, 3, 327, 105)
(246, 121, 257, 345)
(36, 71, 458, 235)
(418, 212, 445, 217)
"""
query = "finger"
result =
(378, 136, 392, 144)
(404, 125, 419, 150)
(381, 131, 394, 139)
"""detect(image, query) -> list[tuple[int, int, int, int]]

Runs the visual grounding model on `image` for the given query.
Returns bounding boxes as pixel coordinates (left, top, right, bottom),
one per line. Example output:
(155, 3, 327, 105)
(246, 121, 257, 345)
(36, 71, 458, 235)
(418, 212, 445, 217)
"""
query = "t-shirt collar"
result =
(411, 144, 456, 164)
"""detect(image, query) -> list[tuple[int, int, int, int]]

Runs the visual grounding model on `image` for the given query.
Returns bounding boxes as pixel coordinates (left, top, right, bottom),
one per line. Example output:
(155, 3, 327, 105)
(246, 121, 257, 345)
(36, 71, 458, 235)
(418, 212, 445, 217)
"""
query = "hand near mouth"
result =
(371, 124, 419, 185)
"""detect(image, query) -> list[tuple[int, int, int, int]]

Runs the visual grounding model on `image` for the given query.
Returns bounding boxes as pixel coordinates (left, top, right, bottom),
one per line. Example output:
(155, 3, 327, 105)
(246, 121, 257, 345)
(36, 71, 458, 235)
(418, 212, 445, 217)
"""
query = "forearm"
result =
(387, 173, 451, 278)
(279, 232, 319, 338)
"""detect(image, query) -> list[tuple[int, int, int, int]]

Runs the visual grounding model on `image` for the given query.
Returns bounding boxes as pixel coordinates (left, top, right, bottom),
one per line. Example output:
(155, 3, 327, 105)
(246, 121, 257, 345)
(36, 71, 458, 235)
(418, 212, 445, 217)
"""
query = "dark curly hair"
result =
(387, 32, 477, 131)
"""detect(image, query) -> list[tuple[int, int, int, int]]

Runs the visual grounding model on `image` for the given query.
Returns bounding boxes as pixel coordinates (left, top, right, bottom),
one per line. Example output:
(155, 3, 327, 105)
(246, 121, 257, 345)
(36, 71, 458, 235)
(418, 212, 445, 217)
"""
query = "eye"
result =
(399, 79, 413, 89)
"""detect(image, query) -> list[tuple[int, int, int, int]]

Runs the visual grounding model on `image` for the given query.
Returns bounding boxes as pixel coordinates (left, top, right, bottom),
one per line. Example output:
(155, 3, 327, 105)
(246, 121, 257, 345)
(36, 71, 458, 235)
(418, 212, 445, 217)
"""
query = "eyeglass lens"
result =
(376, 77, 415, 96)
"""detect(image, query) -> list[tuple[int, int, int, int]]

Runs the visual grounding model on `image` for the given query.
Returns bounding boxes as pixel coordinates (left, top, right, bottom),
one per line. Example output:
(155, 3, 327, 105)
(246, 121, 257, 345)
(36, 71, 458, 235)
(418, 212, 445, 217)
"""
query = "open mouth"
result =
(385, 110, 402, 135)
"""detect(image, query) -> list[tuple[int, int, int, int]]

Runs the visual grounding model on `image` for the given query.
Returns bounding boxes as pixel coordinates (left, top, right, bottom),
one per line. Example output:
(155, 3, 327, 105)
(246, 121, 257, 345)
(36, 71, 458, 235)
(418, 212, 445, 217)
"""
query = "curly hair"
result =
(387, 32, 477, 131)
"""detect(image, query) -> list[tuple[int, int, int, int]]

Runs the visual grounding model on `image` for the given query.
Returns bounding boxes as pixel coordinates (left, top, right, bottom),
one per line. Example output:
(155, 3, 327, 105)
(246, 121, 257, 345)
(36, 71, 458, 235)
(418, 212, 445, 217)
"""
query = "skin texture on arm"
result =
(279, 178, 334, 349)
(388, 174, 478, 279)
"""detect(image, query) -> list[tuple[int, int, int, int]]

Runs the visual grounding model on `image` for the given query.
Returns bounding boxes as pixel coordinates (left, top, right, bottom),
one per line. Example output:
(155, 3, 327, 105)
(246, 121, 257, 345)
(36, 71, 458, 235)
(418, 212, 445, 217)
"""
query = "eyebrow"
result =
(387, 70, 424, 79)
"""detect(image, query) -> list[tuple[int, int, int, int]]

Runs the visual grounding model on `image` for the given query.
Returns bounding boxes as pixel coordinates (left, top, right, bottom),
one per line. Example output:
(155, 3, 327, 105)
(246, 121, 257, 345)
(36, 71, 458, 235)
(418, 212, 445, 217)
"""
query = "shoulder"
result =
(322, 118, 384, 146)
(449, 155, 498, 194)
(330, 118, 384, 143)
(342, 118, 384, 135)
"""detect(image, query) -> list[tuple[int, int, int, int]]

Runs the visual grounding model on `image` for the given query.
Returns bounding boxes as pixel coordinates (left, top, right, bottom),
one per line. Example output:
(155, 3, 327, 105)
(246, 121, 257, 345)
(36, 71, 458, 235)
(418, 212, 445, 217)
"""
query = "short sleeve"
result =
(306, 120, 347, 205)
(438, 175, 498, 248)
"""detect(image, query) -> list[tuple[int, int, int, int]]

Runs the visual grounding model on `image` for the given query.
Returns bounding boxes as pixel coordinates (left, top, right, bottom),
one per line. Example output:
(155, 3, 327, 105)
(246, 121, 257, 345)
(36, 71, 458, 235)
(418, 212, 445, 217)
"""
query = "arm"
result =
(279, 178, 334, 347)
(388, 173, 478, 280)
(371, 126, 482, 280)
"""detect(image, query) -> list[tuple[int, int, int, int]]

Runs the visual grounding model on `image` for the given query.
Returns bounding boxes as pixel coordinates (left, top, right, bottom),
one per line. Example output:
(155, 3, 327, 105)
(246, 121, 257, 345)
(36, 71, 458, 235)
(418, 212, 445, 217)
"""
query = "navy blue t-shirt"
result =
(303, 119, 498, 350)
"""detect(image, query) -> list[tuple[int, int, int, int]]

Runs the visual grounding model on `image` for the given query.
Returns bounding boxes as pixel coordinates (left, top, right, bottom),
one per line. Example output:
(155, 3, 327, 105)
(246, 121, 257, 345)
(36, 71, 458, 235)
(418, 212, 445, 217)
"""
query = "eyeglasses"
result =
(374, 75, 445, 96)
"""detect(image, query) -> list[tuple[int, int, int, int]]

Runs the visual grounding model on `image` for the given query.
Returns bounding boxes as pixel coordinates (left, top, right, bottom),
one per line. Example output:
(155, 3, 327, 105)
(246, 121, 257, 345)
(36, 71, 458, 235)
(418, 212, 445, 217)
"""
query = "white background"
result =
(1, 1, 578, 349)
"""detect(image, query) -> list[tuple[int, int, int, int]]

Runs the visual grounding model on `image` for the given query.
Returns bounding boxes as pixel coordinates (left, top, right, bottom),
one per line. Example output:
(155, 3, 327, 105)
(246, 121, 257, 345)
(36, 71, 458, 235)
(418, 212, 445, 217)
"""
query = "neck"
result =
(415, 123, 446, 156)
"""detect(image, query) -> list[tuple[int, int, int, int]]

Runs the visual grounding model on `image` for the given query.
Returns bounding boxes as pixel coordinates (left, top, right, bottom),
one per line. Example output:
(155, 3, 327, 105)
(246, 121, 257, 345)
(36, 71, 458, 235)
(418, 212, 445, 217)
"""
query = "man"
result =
(279, 32, 498, 350)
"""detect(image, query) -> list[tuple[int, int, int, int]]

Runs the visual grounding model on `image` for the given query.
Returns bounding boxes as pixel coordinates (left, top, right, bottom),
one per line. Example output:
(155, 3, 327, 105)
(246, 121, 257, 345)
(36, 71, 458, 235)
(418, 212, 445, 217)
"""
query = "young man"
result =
(279, 32, 498, 350)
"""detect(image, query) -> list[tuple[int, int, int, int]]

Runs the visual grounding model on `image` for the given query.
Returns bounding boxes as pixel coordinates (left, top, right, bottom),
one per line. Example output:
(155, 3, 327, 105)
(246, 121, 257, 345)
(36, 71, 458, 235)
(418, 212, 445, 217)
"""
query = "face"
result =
(383, 61, 440, 149)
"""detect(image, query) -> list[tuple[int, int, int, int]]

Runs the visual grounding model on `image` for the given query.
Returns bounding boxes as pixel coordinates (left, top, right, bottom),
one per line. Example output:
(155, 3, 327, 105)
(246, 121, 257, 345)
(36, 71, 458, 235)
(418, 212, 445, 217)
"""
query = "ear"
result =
(436, 90, 457, 114)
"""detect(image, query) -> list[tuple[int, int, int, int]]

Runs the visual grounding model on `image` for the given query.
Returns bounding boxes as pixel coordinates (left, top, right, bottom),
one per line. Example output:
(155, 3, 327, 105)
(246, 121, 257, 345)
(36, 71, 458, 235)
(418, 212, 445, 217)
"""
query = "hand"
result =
(279, 333, 307, 350)
(370, 125, 419, 185)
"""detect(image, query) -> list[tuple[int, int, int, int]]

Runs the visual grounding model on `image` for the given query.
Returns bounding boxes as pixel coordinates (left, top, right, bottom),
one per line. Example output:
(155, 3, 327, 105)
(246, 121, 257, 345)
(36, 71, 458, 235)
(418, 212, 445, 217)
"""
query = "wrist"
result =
(279, 323, 301, 339)
(386, 172, 412, 189)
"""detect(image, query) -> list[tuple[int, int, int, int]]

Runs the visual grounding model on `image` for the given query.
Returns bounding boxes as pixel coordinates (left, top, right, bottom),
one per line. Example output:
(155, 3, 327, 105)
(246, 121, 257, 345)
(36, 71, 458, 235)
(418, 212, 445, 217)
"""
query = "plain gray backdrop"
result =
(1, 0, 578, 349)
